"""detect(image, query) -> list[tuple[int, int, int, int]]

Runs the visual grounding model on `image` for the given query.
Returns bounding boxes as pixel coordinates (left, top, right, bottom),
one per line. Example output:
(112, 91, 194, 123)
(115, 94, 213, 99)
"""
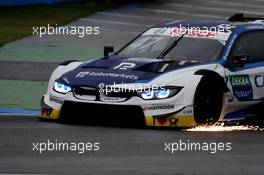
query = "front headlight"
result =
(156, 89, 170, 99)
(139, 87, 182, 100)
(141, 90, 154, 100)
(54, 81, 72, 94)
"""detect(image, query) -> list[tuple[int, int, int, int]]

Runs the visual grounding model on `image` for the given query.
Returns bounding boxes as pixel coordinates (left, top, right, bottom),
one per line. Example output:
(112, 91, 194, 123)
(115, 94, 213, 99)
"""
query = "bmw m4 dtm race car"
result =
(41, 14, 264, 128)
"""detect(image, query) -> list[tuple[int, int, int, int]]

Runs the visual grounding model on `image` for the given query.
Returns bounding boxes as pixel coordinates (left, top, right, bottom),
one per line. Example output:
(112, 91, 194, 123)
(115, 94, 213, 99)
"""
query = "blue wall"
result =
(0, 0, 77, 6)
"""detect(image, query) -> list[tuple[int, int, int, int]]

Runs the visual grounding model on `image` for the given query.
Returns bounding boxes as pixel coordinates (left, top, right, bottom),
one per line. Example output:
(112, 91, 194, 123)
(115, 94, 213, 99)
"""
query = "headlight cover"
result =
(139, 86, 182, 100)
(141, 90, 154, 100)
(54, 81, 72, 94)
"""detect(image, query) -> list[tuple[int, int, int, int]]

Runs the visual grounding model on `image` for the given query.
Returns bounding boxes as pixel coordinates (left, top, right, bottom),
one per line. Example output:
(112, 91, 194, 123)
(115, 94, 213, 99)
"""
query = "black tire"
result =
(194, 77, 223, 125)
(254, 104, 264, 128)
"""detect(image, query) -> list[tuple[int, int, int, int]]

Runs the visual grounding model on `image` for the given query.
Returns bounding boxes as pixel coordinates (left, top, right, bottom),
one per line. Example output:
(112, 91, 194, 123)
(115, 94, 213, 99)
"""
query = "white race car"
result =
(41, 14, 264, 128)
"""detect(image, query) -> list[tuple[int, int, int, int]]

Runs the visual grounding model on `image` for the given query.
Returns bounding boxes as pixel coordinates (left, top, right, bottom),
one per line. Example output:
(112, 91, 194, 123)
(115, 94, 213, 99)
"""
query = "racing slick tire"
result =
(194, 76, 223, 125)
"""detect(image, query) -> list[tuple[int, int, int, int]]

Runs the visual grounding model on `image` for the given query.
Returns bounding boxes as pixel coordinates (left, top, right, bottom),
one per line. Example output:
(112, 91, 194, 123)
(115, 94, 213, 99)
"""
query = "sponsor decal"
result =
(143, 105, 175, 111)
(41, 109, 60, 119)
(113, 62, 136, 70)
(254, 75, 264, 88)
(49, 95, 63, 104)
(76, 71, 89, 78)
(229, 74, 253, 101)
(76, 71, 138, 80)
(157, 118, 167, 125)
(183, 109, 193, 115)
(46, 109, 52, 116)
(169, 117, 179, 126)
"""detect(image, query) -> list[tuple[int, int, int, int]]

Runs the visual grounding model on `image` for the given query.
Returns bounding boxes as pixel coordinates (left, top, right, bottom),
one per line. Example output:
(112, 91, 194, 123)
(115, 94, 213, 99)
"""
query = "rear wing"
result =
(228, 13, 264, 22)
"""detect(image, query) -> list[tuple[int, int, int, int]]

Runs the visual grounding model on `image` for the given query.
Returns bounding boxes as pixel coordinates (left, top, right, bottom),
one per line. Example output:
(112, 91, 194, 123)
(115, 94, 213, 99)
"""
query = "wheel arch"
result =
(193, 69, 229, 124)
(194, 69, 229, 93)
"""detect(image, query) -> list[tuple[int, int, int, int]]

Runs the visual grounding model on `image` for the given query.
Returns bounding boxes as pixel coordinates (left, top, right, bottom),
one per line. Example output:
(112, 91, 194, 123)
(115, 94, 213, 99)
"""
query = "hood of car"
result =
(59, 55, 202, 87)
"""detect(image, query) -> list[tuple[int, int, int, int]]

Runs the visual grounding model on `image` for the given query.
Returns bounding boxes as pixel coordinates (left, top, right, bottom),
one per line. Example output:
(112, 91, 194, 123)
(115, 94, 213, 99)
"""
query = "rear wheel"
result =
(194, 77, 223, 125)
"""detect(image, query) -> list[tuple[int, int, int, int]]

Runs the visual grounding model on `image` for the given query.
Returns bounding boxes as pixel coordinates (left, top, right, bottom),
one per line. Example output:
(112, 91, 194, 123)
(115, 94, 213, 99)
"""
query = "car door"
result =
(225, 30, 264, 102)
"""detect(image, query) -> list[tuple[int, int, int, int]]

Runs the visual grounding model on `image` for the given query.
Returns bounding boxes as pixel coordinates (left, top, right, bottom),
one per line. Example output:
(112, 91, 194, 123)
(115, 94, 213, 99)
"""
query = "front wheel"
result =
(194, 77, 223, 125)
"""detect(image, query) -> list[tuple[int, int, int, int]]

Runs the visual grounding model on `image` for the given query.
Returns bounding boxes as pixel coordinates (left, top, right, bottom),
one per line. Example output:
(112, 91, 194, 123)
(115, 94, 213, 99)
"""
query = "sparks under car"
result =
(41, 14, 264, 127)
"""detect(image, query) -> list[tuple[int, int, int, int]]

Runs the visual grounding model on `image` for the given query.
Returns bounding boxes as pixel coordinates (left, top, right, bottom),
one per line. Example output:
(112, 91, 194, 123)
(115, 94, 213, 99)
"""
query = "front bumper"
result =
(40, 94, 196, 128)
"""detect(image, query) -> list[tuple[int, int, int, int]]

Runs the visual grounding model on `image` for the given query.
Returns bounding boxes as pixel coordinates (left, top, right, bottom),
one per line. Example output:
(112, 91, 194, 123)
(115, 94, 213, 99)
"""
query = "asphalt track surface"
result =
(1, 0, 264, 174)
(0, 116, 264, 175)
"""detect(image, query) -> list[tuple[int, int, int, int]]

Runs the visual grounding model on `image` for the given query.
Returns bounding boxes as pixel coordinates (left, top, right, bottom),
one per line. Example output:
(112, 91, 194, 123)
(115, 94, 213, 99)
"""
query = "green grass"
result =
(0, 2, 106, 46)
(0, 80, 48, 109)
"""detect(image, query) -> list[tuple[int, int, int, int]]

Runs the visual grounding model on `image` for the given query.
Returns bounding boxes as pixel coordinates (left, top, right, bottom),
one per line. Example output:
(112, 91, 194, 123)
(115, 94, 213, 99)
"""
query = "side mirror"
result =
(229, 54, 249, 67)
(104, 46, 114, 57)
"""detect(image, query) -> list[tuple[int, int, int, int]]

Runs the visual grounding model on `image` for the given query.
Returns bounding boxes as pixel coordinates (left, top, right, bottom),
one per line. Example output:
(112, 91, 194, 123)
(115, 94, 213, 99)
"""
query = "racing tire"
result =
(256, 104, 264, 128)
(194, 77, 223, 125)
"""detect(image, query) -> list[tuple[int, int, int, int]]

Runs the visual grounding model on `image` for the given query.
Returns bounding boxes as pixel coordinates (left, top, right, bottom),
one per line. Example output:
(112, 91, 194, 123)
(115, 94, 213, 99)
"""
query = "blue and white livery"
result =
(41, 14, 264, 127)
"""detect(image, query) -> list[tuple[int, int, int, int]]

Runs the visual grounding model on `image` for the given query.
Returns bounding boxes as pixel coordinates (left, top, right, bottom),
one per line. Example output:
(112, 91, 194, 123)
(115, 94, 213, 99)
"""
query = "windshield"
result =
(117, 34, 224, 62)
